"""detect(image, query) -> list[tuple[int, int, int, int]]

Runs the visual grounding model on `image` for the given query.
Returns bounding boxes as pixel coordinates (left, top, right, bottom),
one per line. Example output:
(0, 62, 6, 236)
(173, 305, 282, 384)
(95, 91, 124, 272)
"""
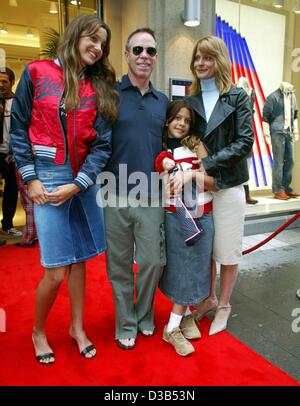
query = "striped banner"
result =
(216, 15, 272, 188)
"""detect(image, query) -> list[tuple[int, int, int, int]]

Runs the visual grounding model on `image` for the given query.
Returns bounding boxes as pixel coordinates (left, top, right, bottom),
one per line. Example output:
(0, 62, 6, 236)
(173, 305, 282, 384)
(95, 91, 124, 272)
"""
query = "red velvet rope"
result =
(242, 211, 300, 255)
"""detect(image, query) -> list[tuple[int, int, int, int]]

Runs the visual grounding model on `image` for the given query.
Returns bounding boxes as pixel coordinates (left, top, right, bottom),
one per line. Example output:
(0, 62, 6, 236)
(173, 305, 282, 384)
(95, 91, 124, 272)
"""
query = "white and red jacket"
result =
(155, 143, 213, 215)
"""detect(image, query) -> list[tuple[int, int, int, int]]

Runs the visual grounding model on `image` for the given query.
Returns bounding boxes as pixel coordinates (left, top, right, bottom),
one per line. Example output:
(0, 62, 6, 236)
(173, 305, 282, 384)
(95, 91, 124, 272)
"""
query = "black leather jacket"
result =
(187, 87, 254, 190)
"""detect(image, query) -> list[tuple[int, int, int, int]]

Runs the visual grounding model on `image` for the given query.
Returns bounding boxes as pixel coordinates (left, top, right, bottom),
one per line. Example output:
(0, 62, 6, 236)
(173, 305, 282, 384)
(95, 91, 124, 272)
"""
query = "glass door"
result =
(0, 0, 101, 85)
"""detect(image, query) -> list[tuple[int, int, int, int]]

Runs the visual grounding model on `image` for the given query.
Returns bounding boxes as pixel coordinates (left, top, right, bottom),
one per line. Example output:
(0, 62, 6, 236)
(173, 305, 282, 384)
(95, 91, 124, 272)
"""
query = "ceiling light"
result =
(70, 0, 81, 5)
(0, 25, 8, 34)
(273, 0, 284, 8)
(49, 1, 58, 14)
(294, 0, 300, 13)
(181, 0, 200, 27)
(26, 27, 33, 38)
(9, 0, 18, 6)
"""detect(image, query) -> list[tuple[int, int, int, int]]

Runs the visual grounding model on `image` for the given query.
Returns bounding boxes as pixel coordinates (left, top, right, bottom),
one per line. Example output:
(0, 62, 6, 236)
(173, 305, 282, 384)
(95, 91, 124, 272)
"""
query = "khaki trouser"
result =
(104, 204, 165, 339)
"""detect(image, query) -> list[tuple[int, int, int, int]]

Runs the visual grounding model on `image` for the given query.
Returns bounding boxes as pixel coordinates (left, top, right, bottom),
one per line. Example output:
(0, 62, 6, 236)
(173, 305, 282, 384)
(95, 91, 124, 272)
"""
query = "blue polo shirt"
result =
(105, 74, 168, 198)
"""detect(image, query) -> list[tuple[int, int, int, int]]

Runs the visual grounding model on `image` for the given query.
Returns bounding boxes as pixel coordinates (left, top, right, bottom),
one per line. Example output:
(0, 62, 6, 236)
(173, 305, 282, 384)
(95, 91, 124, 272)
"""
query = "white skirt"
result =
(212, 185, 246, 265)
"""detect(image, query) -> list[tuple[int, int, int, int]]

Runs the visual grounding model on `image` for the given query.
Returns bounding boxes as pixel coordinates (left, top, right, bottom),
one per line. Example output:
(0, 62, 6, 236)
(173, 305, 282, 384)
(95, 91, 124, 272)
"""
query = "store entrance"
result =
(0, 0, 100, 85)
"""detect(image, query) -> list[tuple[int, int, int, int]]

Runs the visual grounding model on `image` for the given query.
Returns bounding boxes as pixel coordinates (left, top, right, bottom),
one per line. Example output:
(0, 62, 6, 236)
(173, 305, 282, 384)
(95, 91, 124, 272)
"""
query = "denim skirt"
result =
(34, 158, 106, 268)
(159, 211, 214, 306)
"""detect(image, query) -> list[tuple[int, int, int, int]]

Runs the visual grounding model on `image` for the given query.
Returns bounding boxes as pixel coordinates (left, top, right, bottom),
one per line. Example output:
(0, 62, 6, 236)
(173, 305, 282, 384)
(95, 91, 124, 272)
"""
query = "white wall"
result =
(121, 0, 148, 74)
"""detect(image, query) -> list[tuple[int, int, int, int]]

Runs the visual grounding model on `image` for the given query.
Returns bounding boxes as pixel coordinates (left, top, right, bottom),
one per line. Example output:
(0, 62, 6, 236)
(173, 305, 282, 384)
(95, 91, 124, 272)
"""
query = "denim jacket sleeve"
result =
(73, 115, 112, 191)
(10, 66, 37, 183)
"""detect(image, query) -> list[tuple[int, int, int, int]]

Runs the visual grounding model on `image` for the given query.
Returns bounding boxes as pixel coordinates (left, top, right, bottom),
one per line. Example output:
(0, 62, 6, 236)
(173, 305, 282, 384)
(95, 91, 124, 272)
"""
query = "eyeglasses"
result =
(131, 46, 157, 57)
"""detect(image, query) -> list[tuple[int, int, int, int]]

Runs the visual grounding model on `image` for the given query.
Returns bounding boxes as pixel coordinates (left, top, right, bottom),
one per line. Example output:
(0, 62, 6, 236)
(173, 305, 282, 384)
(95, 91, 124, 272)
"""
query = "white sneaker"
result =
(163, 326, 195, 356)
(180, 315, 201, 339)
(4, 228, 23, 237)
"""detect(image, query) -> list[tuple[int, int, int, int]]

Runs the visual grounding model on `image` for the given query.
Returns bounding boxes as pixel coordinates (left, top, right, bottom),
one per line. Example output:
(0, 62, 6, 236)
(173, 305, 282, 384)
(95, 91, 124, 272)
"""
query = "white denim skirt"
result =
(212, 185, 246, 265)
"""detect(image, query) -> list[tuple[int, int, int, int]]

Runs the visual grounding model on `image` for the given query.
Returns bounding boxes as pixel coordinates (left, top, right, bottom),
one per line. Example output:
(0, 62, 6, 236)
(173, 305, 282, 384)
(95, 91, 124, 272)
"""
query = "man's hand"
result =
(292, 132, 299, 142)
(44, 183, 81, 206)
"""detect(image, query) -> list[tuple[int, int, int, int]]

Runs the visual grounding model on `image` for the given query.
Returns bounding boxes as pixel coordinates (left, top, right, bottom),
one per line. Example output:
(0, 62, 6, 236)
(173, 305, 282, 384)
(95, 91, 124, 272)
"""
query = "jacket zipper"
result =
(73, 107, 79, 173)
(58, 90, 68, 164)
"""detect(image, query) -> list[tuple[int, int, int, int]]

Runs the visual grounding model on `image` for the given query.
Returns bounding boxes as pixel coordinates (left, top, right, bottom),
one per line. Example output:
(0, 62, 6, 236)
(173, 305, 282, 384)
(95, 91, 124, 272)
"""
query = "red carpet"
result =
(0, 245, 298, 386)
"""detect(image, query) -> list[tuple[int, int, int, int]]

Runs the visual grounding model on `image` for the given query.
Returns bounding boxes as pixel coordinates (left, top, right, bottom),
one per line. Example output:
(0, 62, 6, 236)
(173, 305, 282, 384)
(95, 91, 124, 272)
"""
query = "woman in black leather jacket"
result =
(168, 35, 253, 336)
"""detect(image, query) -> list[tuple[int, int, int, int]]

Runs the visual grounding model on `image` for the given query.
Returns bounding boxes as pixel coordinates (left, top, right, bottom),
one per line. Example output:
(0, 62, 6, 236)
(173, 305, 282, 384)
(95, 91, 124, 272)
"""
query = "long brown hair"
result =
(189, 35, 232, 96)
(163, 99, 195, 150)
(58, 14, 119, 121)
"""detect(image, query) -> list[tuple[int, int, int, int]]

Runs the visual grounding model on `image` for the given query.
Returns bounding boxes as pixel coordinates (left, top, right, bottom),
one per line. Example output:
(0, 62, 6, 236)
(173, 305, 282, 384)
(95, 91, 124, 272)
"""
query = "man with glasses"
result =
(0, 67, 22, 242)
(104, 28, 168, 350)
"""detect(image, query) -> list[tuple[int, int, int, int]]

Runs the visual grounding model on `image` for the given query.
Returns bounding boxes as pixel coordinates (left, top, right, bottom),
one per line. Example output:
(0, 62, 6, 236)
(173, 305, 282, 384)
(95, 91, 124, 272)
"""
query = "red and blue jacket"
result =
(10, 59, 112, 191)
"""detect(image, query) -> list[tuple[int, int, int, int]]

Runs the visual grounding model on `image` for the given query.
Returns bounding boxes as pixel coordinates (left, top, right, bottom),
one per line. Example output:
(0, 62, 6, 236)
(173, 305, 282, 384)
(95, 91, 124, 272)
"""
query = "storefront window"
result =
(0, 0, 100, 84)
(216, 0, 300, 196)
(67, 0, 99, 24)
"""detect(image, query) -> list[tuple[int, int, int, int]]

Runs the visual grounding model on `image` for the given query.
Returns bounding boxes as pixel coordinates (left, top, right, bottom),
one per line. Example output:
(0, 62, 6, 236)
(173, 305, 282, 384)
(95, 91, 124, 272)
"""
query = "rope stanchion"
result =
(243, 210, 300, 255)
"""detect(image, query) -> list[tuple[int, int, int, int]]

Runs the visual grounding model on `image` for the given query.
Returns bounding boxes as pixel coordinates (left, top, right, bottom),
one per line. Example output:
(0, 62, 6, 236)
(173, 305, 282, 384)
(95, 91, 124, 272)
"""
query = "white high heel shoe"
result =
(192, 296, 218, 321)
(209, 304, 232, 336)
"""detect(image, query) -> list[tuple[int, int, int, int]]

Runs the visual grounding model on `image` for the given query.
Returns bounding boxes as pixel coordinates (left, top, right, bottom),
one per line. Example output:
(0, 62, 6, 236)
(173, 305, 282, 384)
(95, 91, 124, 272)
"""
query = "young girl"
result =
(155, 99, 216, 356)
(155, 133, 204, 246)
(10, 15, 119, 365)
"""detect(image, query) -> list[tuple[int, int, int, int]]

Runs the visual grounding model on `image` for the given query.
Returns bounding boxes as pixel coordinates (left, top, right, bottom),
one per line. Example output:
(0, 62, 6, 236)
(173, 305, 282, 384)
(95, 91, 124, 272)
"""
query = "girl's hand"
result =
(28, 179, 49, 205)
(166, 170, 194, 198)
(192, 158, 207, 174)
(44, 184, 81, 206)
(162, 157, 175, 172)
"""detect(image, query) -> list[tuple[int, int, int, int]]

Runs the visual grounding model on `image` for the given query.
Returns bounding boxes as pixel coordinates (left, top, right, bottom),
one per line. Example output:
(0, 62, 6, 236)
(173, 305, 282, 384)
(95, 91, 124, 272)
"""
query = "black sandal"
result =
(36, 352, 55, 366)
(80, 344, 96, 359)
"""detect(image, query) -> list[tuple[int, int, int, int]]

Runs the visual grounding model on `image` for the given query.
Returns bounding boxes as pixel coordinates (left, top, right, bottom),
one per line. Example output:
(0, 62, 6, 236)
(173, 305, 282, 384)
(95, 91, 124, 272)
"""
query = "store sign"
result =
(169, 78, 192, 100)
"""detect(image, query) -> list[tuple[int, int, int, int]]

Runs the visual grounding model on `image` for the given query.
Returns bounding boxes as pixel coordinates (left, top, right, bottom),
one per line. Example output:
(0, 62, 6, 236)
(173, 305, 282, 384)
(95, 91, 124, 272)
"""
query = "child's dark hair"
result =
(0, 67, 15, 83)
(163, 99, 195, 150)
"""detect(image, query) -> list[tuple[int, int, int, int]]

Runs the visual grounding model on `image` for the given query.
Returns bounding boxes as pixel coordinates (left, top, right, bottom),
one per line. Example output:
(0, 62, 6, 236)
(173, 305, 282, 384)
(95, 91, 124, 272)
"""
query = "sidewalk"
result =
(219, 229, 300, 381)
